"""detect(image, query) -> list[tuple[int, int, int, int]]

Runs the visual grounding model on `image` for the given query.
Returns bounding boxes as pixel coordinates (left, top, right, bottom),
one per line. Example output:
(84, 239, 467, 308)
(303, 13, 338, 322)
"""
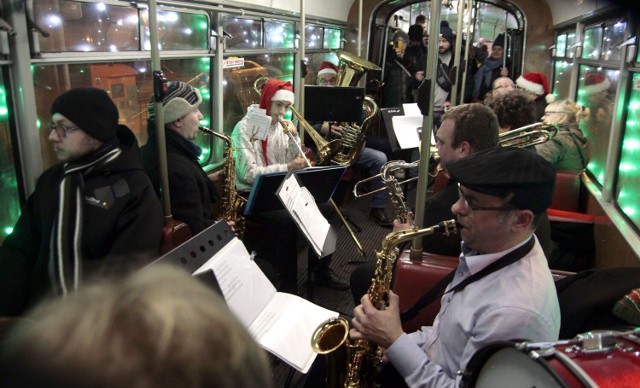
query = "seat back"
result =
(550, 171, 582, 212)
(160, 220, 192, 255)
(393, 249, 575, 333)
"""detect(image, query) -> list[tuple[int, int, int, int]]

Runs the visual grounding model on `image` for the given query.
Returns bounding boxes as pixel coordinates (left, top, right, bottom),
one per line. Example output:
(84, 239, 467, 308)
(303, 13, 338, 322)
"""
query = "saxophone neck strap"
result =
(400, 236, 535, 322)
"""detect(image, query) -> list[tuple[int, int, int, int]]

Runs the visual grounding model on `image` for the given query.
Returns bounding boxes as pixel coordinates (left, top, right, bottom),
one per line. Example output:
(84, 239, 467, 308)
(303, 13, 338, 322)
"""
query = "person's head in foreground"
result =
(0, 265, 273, 388)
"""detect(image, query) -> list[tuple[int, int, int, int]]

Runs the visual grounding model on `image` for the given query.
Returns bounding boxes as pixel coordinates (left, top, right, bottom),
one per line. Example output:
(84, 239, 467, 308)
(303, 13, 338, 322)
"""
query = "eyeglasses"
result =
(318, 77, 337, 85)
(543, 111, 568, 115)
(457, 183, 516, 212)
(49, 122, 80, 138)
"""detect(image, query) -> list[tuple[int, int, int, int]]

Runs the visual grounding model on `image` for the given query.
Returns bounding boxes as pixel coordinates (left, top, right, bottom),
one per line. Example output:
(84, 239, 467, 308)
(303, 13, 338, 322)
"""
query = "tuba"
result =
(252, 76, 342, 165)
(199, 126, 247, 237)
(330, 50, 381, 166)
(498, 122, 559, 148)
(311, 220, 459, 388)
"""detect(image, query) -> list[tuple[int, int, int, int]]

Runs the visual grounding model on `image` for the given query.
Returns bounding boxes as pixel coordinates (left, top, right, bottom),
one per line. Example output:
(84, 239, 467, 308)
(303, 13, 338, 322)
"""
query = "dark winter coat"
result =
(0, 126, 163, 316)
(143, 129, 219, 235)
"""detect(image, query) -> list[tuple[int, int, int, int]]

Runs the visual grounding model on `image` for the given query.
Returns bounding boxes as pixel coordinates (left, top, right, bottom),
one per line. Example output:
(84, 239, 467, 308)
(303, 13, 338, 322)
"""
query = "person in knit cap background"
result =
(142, 81, 224, 236)
(0, 87, 163, 316)
(516, 72, 555, 119)
(472, 33, 511, 102)
(232, 78, 349, 292)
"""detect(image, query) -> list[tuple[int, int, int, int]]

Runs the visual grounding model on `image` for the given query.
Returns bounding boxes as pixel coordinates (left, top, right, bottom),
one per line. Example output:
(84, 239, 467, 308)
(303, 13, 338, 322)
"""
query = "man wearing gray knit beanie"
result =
(142, 81, 223, 235)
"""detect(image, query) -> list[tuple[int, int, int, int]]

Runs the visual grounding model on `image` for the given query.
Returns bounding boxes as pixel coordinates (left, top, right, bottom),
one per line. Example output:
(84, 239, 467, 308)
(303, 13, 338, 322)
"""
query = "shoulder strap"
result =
(400, 237, 535, 322)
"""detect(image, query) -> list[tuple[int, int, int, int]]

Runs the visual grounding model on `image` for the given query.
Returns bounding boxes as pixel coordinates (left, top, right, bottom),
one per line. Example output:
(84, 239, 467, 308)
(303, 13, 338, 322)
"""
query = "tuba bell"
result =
(252, 76, 342, 165)
(330, 50, 381, 166)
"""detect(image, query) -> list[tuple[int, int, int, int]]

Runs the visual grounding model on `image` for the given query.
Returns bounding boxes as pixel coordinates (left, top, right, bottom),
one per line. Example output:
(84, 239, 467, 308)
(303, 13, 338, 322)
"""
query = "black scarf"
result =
(49, 143, 122, 295)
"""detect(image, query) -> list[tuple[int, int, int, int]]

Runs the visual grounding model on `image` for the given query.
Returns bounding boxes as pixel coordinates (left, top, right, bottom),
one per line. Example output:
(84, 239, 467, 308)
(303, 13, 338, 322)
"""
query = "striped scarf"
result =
(49, 145, 122, 295)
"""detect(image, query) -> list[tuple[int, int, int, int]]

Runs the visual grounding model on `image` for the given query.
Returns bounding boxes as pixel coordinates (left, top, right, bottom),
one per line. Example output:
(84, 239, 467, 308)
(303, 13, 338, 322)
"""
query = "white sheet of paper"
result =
(392, 115, 423, 149)
(403, 103, 422, 116)
(246, 105, 271, 141)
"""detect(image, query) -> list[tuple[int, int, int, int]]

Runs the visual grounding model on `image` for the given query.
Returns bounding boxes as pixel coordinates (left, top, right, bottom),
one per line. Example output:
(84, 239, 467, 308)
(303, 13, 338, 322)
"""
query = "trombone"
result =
(353, 121, 559, 198)
(498, 121, 559, 148)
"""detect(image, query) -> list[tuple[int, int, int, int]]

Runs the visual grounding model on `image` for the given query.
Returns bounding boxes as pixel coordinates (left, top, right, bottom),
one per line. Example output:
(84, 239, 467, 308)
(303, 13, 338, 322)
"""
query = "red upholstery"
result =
(393, 249, 574, 333)
(432, 171, 449, 193)
(160, 220, 192, 254)
(393, 251, 458, 333)
(550, 171, 582, 212)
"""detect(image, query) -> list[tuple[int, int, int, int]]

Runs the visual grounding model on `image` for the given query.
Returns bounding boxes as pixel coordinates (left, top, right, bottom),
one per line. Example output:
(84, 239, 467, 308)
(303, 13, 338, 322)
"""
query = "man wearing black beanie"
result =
(0, 87, 163, 316)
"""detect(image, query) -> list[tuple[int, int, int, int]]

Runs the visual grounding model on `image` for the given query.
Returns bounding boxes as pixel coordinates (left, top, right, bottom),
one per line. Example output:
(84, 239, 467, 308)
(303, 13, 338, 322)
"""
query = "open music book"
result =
(276, 171, 337, 258)
(193, 237, 338, 373)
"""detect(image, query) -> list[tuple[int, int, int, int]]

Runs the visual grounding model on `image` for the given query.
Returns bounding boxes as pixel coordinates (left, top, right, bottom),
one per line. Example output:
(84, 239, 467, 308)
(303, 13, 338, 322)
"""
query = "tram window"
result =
(556, 34, 567, 57)
(264, 21, 295, 49)
(602, 21, 626, 61)
(222, 54, 294, 134)
(582, 26, 603, 60)
(615, 73, 640, 231)
(567, 32, 576, 59)
(34, 1, 139, 52)
(305, 52, 340, 85)
(32, 59, 213, 170)
(223, 17, 263, 49)
(324, 28, 342, 49)
(576, 66, 619, 186)
(305, 25, 324, 49)
(552, 60, 572, 101)
(0, 78, 20, 245)
(140, 9, 209, 51)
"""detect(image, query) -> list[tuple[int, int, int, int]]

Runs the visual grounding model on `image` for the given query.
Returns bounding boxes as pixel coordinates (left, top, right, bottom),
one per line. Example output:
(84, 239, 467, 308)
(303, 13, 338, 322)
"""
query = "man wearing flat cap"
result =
(0, 88, 163, 316)
(350, 146, 561, 387)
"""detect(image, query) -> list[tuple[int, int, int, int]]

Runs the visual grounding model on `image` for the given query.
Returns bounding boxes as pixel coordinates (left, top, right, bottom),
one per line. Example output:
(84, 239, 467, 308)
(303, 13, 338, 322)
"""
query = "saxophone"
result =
(381, 160, 418, 224)
(311, 219, 459, 388)
(199, 126, 247, 237)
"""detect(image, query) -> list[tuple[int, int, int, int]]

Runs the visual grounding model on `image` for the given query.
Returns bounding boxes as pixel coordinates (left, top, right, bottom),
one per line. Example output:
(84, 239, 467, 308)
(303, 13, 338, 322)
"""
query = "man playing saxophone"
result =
(231, 78, 349, 292)
(350, 146, 560, 387)
(142, 81, 228, 235)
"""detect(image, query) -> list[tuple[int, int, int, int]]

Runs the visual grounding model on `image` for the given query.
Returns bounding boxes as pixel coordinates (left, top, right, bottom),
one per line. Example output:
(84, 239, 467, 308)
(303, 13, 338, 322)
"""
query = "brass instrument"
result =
(311, 220, 459, 388)
(199, 126, 247, 237)
(252, 76, 342, 165)
(330, 50, 382, 166)
(499, 122, 559, 148)
(380, 161, 415, 224)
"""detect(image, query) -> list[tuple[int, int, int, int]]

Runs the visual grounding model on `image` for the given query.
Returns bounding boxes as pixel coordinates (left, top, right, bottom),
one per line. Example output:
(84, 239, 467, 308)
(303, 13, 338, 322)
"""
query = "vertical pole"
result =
(297, 0, 306, 142)
(149, 0, 172, 225)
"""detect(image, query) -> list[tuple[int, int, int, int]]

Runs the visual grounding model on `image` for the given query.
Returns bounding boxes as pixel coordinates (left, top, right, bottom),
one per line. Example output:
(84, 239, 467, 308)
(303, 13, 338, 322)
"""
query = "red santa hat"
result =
(583, 72, 611, 95)
(318, 61, 338, 76)
(259, 78, 294, 115)
(516, 72, 555, 103)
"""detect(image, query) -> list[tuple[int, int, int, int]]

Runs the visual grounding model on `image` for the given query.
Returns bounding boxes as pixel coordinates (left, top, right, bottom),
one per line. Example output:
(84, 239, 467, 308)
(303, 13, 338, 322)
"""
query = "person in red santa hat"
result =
(516, 72, 555, 119)
(232, 78, 349, 292)
(317, 61, 339, 86)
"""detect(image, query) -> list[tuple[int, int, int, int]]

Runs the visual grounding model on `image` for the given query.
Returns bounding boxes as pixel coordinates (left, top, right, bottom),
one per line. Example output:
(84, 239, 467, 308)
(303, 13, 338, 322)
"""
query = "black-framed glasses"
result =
(318, 77, 337, 85)
(457, 183, 516, 212)
(48, 122, 80, 138)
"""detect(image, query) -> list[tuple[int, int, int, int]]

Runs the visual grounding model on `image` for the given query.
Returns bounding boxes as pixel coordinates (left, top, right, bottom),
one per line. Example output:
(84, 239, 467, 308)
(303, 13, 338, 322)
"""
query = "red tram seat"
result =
(393, 249, 574, 333)
(160, 220, 192, 254)
(550, 171, 582, 212)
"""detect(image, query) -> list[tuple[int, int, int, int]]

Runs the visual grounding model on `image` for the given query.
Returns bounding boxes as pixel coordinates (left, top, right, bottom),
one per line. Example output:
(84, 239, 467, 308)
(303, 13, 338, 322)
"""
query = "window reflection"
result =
(265, 21, 295, 49)
(602, 20, 626, 61)
(567, 32, 576, 58)
(552, 60, 572, 100)
(0, 78, 20, 244)
(35, 0, 139, 52)
(33, 59, 213, 170)
(556, 34, 567, 57)
(222, 54, 294, 134)
(577, 66, 619, 185)
(324, 28, 342, 49)
(223, 17, 263, 49)
(140, 9, 208, 50)
(582, 26, 603, 60)
(616, 73, 640, 231)
(305, 25, 323, 49)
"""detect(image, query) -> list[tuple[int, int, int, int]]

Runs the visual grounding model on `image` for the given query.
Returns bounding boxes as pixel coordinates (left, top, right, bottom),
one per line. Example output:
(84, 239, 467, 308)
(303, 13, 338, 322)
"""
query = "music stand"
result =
(304, 86, 364, 123)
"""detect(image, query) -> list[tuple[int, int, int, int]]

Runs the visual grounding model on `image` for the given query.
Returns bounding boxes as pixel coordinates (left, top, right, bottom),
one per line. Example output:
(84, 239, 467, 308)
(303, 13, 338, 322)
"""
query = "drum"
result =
(460, 331, 640, 388)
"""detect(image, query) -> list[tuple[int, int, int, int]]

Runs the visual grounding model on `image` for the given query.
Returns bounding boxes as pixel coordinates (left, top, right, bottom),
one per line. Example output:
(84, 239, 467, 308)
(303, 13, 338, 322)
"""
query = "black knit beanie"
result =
(51, 88, 119, 143)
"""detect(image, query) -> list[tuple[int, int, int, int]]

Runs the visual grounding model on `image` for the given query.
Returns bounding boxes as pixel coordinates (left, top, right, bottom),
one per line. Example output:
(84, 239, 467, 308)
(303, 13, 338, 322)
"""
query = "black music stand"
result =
(304, 86, 365, 123)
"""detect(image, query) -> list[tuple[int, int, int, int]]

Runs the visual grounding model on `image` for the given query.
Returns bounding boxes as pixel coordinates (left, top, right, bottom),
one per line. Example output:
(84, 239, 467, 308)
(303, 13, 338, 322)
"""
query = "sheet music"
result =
(278, 173, 331, 256)
(392, 115, 423, 149)
(246, 105, 271, 141)
(192, 238, 338, 373)
(403, 103, 422, 116)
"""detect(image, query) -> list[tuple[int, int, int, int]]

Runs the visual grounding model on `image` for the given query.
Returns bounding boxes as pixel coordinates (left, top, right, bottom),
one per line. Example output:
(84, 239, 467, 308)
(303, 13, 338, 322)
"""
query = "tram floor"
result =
(270, 185, 417, 387)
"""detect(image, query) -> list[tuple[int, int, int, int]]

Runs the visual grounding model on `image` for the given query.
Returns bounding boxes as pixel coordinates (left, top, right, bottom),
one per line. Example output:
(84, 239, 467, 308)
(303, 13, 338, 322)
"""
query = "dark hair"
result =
(408, 25, 424, 41)
(485, 89, 537, 131)
(441, 104, 499, 152)
(415, 15, 427, 24)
